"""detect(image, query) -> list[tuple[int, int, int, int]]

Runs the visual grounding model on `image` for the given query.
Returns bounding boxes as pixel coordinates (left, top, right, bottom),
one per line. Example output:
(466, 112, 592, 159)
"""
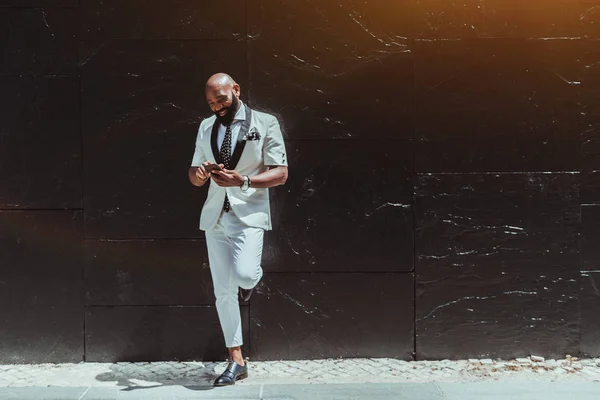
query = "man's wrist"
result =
(240, 175, 251, 191)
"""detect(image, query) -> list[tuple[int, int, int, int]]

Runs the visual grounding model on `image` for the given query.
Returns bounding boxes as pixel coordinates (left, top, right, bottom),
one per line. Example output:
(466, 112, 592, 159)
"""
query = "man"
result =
(188, 73, 288, 386)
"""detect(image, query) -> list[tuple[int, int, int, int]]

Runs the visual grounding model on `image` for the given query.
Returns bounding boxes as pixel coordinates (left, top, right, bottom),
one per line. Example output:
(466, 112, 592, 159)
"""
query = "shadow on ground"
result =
(95, 362, 226, 392)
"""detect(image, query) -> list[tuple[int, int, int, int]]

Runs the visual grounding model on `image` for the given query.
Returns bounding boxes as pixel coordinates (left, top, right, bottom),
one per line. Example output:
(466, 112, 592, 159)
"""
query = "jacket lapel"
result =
(209, 103, 252, 169)
(210, 117, 221, 164)
(229, 103, 252, 170)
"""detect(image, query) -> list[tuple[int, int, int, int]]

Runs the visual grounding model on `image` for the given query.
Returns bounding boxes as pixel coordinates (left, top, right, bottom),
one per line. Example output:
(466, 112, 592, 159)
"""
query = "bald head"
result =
(205, 73, 241, 125)
(206, 73, 236, 92)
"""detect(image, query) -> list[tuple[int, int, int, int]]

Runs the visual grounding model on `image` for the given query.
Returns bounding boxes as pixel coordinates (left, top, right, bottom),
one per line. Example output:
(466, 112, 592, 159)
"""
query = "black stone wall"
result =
(0, 1, 598, 363)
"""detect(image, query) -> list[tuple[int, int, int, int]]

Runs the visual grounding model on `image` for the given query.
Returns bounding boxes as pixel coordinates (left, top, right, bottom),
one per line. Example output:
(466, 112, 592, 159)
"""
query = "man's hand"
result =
(189, 162, 224, 187)
(196, 163, 211, 181)
(211, 168, 245, 187)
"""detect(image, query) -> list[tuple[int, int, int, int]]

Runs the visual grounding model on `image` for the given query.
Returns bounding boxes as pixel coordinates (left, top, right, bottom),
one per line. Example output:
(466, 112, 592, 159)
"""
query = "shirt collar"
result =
(232, 101, 245, 122)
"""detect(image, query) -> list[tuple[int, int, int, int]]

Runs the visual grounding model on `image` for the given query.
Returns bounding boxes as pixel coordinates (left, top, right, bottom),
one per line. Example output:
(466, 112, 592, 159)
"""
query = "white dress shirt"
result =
(217, 101, 246, 153)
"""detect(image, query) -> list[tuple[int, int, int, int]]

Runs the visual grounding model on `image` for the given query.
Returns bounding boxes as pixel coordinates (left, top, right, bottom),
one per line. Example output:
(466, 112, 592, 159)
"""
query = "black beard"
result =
(215, 93, 239, 126)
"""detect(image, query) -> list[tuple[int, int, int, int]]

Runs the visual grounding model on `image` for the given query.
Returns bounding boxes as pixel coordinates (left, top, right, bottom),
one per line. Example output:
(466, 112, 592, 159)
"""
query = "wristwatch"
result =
(240, 175, 251, 191)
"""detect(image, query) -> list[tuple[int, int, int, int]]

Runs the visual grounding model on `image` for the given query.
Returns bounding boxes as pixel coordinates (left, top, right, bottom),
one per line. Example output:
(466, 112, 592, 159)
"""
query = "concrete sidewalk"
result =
(1, 357, 599, 399)
(0, 382, 599, 399)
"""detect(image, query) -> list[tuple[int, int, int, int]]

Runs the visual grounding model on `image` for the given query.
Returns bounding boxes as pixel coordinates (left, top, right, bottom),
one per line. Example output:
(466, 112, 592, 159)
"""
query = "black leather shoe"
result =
(214, 361, 248, 386)
(240, 280, 263, 302)
(239, 287, 255, 302)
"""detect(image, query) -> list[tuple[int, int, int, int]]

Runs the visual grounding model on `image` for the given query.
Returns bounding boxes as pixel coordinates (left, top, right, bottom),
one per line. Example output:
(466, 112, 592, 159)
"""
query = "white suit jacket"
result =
(191, 104, 288, 231)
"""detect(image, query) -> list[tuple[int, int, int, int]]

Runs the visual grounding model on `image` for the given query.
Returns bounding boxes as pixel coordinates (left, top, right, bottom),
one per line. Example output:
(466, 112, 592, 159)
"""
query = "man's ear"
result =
(233, 83, 241, 97)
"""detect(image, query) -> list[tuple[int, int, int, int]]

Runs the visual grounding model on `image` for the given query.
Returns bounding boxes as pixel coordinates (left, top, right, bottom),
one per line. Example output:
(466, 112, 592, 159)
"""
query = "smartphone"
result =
(205, 164, 223, 173)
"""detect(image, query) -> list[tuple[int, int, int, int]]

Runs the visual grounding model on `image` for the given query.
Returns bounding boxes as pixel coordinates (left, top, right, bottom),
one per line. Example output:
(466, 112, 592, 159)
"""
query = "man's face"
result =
(206, 85, 240, 125)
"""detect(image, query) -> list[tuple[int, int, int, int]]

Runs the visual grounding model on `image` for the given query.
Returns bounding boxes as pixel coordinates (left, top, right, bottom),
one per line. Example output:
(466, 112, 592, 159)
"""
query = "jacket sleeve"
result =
(262, 116, 288, 167)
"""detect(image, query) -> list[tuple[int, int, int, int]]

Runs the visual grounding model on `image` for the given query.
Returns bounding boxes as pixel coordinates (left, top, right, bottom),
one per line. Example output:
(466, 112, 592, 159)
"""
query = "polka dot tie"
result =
(220, 123, 233, 212)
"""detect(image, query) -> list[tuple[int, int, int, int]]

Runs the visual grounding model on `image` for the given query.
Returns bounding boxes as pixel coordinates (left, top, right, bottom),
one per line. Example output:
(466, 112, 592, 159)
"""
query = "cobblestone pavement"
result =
(0, 356, 599, 388)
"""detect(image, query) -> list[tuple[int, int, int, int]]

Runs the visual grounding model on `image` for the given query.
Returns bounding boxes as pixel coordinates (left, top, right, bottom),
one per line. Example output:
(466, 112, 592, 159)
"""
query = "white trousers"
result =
(205, 211, 264, 348)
